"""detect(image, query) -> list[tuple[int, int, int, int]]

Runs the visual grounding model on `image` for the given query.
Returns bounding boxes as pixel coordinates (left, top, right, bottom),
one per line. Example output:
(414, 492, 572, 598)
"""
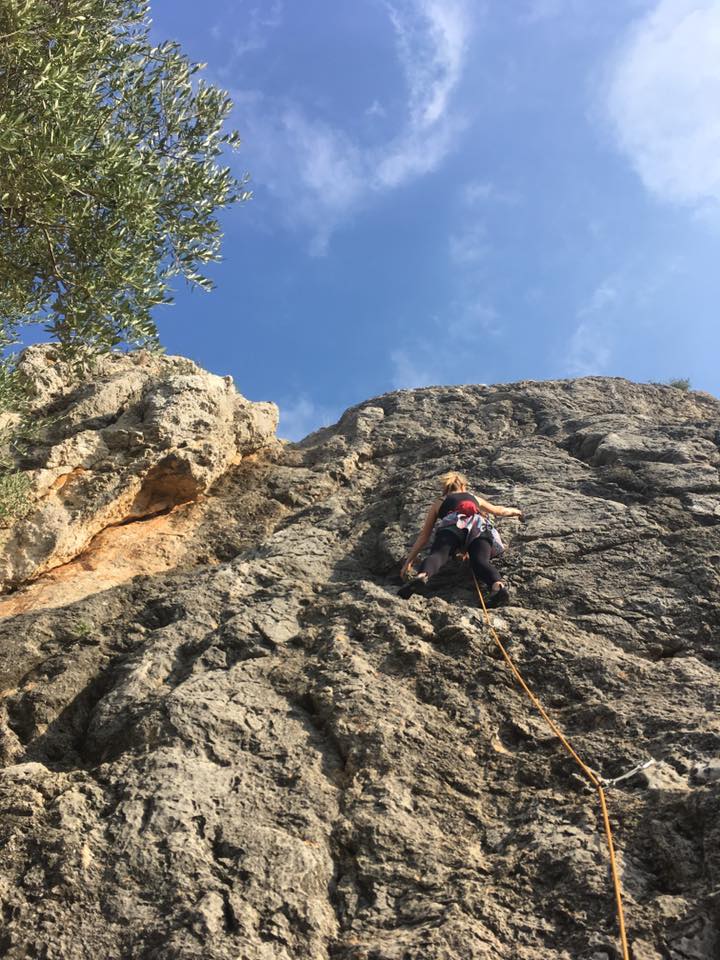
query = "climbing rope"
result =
(471, 573, 630, 960)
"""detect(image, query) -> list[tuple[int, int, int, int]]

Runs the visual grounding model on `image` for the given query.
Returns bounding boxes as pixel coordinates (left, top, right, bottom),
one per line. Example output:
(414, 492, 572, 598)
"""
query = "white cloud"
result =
(520, 0, 567, 24)
(444, 179, 511, 338)
(390, 347, 440, 389)
(389, 333, 495, 389)
(212, 2, 284, 59)
(386, 0, 470, 128)
(606, 0, 720, 208)
(375, 115, 464, 190)
(566, 259, 688, 377)
(449, 223, 489, 265)
(462, 179, 521, 206)
(518, 0, 624, 25)
(567, 281, 618, 375)
(443, 185, 504, 352)
(233, 103, 363, 255)
(447, 182, 520, 276)
(453, 300, 500, 335)
(390, 296, 500, 389)
(281, 110, 364, 216)
(365, 100, 387, 119)
(463, 180, 496, 203)
(230, 0, 472, 252)
(278, 395, 338, 441)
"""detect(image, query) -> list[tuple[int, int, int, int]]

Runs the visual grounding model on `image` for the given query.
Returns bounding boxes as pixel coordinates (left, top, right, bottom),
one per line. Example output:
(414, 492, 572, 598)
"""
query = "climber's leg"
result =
(418, 529, 460, 579)
(399, 529, 459, 598)
(468, 537, 501, 588)
(469, 538, 510, 607)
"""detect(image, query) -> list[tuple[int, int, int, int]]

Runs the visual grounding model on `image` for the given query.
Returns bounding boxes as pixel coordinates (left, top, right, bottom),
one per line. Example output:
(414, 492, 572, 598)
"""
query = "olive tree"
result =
(1, 0, 249, 360)
(0, 0, 249, 516)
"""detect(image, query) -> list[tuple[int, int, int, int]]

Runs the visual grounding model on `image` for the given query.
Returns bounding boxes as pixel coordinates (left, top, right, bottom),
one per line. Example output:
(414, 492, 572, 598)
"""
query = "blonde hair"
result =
(440, 471, 468, 496)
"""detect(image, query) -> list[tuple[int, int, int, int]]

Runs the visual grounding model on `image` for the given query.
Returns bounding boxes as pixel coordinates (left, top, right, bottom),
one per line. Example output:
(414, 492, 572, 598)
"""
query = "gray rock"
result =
(691, 758, 720, 784)
(0, 372, 719, 958)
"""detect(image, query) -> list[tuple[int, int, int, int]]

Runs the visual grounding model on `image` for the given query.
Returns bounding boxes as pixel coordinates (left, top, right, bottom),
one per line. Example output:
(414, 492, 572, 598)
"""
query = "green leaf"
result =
(0, 0, 248, 366)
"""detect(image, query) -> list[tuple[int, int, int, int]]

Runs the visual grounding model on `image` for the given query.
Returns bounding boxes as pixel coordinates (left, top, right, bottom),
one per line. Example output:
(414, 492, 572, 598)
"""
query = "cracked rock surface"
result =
(0, 374, 719, 959)
(0, 345, 278, 591)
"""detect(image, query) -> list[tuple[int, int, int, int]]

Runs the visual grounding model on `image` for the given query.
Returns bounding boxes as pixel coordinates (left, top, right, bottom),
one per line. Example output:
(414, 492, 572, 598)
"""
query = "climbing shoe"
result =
(486, 585, 510, 609)
(398, 576, 428, 600)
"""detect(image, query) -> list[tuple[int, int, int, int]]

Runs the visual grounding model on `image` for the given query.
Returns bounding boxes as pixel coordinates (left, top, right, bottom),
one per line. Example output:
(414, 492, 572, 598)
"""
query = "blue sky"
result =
(149, 0, 720, 439)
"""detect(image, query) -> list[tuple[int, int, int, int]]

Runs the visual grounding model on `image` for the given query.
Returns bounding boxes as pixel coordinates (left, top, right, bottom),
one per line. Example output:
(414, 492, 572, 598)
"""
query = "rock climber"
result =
(399, 471, 523, 607)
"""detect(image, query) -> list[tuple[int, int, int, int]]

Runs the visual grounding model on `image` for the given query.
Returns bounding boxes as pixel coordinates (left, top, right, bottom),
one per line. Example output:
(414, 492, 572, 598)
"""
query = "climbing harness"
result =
(471, 572, 630, 960)
(436, 510, 505, 557)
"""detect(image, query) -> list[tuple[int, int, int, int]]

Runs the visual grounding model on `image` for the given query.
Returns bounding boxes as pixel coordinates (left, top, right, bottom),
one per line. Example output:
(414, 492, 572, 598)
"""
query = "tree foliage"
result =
(0, 0, 249, 365)
(0, 0, 249, 521)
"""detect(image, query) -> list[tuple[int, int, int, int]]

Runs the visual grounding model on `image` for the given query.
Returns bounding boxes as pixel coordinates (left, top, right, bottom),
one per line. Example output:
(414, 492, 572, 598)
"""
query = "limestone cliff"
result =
(0, 352, 718, 960)
(0, 345, 279, 614)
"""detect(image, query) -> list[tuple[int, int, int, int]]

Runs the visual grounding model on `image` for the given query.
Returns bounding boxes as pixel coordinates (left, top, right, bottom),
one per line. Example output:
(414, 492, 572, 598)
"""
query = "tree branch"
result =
(43, 227, 68, 288)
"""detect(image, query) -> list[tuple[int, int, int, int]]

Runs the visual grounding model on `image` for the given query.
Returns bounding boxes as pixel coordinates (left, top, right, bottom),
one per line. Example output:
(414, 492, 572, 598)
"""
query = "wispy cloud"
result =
(605, 0, 720, 210)
(448, 177, 520, 267)
(390, 347, 440, 389)
(278, 394, 339, 441)
(436, 175, 513, 357)
(463, 180, 496, 203)
(517, 0, 605, 26)
(389, 331, 495, 390)
(519, 0, 567, 24)
(211, 1, 284, 59)
(229, 0, 473, 252)
(389, 295, 500, 390)
(566, 256, 689, 377)
(452, 300, 500, 336)
(449, 223, 489, 266)
(365, 100, 387, 120)
(462, 179, 521, 206)
(387, 0, 470, 128)
(567, 280, 618, 375)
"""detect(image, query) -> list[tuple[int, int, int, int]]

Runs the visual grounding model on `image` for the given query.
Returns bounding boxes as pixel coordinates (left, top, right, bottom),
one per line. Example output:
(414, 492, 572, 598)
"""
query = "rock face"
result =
(0, 345, 279, 607)
(0, 369, 719, 960)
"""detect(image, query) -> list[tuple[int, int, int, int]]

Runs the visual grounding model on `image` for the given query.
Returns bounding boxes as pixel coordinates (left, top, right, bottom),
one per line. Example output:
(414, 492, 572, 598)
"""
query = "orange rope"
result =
(472, 573, 630, 960)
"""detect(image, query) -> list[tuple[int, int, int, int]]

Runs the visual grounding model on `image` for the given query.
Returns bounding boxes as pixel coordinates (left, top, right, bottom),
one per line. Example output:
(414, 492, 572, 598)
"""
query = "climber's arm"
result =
(476, 497, 523, 519)
(401, 501, 440, 577)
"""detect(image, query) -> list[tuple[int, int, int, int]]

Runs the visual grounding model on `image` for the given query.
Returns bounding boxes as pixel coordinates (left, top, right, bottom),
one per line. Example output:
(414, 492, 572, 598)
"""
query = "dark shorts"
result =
(431, 526, 493, 552)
